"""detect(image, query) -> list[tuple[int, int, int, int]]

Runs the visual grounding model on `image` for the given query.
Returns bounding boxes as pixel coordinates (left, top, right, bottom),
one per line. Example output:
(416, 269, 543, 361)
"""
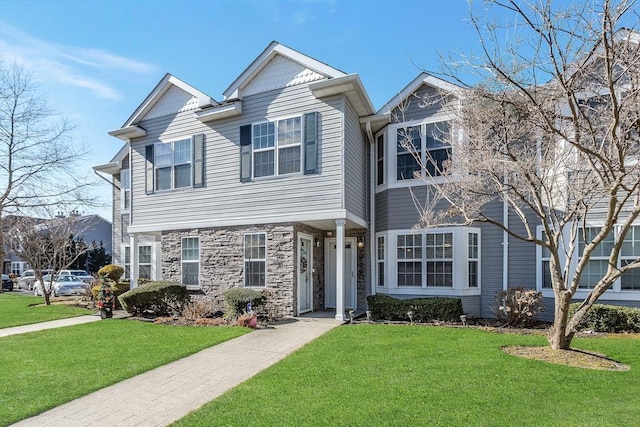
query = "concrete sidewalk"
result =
(0, 311, 129, 338)
(11, 316, 343, 427)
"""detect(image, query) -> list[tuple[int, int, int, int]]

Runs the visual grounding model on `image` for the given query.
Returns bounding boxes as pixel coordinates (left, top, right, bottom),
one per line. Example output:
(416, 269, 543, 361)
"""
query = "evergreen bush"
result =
(569, 303, 640, 333)
(367, 294, 463, 322)
(118, 281, 189, 316)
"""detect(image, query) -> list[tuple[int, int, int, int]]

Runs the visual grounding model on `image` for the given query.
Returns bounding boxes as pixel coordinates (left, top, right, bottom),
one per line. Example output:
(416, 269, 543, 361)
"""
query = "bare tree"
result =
(412, 0, 640, 349)
(0, 62, 95, 273)
(8, 212, 93, 305)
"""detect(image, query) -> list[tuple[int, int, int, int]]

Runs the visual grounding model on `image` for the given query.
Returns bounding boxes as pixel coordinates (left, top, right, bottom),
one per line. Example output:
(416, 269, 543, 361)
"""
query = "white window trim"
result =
(536, 224, 640, 300)
(243, 232, 267, 288)
(376, 227, 481, 296)
(376, 234, 385, 287)
(376, 132, 385, 187)
(122, 245, 131, 279)
(154, 137, 193, 192)
(378, 116, 455, 192)
(120, 168, 130, 213)
(181, 237, 200, 289)
(252, 115, 303, 180)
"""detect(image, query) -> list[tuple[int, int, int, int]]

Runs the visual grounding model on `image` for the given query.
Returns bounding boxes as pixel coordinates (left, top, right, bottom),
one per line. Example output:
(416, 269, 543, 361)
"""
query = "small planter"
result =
(100, 308, 113, 319)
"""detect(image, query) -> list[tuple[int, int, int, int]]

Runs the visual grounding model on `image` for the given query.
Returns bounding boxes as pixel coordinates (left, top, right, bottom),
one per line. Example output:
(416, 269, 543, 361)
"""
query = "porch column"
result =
(335, 219, 346, 321)
(130, 234, 138, 289)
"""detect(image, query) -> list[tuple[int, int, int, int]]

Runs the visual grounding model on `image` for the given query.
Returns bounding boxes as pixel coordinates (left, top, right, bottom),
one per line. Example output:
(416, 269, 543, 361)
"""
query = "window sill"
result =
(379, 287, 481, 297)
(541, 289, 640, 301)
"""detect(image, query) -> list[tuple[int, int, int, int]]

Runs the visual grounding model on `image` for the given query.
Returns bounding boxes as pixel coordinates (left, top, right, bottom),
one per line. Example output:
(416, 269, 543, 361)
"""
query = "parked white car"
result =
(18, 269, 55, 290)
(33, 274, 91, 297)
(57, 270, 95, 284)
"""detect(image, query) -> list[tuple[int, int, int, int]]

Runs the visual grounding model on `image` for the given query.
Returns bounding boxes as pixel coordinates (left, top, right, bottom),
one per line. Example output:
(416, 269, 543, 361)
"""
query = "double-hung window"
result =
(145, 134, 204, 194)
(578, 227, 614, 289)
(244, 233, 266, 287)
(155, 138, 192, 191)
(181, 237, 199, 287)
(396, 121, 451, 181)
(252, 117, 302, 177)
(240, 113, 317, 182)
(426, 232, 453, 287)
(397, 127, 421, 180)
(377, 134, 384, 186)
(397, 234, 422, 286)
(377, 236, 385, 287)
(138, 246, 152, 280)
(468, 232, 479, 287)
(124, 246, 131, 279)
(121, 166, 130, 212)
(621, 226, 640, 290)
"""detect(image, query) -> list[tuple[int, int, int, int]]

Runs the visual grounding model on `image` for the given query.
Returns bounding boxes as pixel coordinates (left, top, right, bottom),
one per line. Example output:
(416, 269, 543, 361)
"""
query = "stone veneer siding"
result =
(161, 222, 368, 318)
(161, 223, 316, 318)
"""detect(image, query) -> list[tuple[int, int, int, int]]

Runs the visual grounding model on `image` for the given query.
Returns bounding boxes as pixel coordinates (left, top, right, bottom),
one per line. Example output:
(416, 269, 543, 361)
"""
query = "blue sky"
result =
(0, 0, 482, 220)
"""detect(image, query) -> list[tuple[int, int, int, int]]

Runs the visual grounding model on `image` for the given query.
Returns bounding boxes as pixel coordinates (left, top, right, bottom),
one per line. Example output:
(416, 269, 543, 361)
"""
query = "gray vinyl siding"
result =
(390, 85, 457, 124)
(343, 98, 368, 219)
(128, 85, 346, 228)
(479, 200, 505, 318)
(461, 295, 481, 317)
(507, 209, 537, 288)
(375, 186, 443, 231)
(112, 173, 122, 263)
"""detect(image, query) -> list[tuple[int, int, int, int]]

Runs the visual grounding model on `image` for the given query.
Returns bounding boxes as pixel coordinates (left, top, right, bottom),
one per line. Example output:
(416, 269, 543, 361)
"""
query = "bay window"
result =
(379, 228, 480, 294)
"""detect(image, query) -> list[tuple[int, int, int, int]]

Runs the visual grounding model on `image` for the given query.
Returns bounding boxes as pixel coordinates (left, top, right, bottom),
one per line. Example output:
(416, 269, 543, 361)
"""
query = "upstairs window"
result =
(395, 121, 451, 181)
(121, 168, 130, 212)
(144, 134, 205, 194)
(253, 117, 302, 177)
(578, 228, 614, 289)
(377, 134, 384, 186)
(240, 113, 317, 182)
(155, 139, 192, 190)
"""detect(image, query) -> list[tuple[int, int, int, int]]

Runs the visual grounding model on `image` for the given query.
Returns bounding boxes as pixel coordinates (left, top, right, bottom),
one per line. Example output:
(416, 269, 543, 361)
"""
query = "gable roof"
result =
(223, 41, 347, 100)
(109, 74, 217, 140)
(377, 72, 462, 115)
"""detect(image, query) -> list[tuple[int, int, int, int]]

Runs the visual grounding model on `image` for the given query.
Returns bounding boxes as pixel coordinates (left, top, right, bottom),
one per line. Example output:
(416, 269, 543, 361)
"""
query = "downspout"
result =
(503, 180, 509, 292)
(93, 170, 120, 190)
(366, 121, 376, 297)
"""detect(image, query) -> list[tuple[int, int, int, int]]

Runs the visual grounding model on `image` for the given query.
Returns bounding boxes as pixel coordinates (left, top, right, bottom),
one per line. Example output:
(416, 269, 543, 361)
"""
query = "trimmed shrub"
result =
(97, 264, 124, 283)
(118, 281, 190, 316)
(491, 287, 543, 327)
(223, 287, 265, 319)
(367, 294, 463, 322)
(569, 303, 640, 333)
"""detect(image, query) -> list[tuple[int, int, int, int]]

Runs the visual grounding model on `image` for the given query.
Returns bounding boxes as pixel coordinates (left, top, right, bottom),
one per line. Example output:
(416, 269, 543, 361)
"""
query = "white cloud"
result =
(0, 22, 156, 100)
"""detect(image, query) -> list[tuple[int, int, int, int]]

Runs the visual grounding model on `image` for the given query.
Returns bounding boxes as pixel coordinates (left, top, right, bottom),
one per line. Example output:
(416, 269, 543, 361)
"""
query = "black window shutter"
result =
(304, 112, 318, 174)
(239, 125, 252, 182)
(145, 144, 154, 194)
(192, 134, 205, 188)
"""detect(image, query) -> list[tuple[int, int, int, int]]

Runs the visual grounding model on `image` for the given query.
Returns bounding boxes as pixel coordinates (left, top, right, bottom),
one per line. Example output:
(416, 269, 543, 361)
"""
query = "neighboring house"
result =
(372, 73, 540, 318)
(2, 213, 112, 275)
(96, 40, 640, 321)
(95, 42, 379, 320)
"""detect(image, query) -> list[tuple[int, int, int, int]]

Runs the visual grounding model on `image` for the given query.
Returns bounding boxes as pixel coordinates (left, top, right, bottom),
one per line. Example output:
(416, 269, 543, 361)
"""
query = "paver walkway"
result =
(10, 315, 343, 427)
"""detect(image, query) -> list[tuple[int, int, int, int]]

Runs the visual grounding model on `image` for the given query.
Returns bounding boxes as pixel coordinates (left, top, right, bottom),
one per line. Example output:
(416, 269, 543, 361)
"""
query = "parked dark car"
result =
(2, 274, 14, 291)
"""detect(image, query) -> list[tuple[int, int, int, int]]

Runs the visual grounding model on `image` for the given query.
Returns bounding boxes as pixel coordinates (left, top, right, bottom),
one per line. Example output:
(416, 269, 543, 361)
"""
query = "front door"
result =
(325, 238, 357, 309)
(297, 234, 313, 314)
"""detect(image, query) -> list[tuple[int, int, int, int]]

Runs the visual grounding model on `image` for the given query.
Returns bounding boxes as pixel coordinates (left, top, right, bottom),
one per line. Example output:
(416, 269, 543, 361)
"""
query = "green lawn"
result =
(0, 293, 92, 328)
(174, 325, 640, 427)
(0, 320, 249, 426)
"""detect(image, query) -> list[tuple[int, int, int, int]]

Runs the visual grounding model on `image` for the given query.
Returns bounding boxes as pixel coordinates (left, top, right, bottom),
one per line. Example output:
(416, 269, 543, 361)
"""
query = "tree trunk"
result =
(548, 292, 575, 350)
(44, 292, 51, 306)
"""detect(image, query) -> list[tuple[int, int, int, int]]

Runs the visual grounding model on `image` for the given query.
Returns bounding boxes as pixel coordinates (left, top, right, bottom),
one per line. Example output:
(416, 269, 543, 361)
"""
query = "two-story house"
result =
(97, 40, 640, 322)
(95, 42, 380, 320)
